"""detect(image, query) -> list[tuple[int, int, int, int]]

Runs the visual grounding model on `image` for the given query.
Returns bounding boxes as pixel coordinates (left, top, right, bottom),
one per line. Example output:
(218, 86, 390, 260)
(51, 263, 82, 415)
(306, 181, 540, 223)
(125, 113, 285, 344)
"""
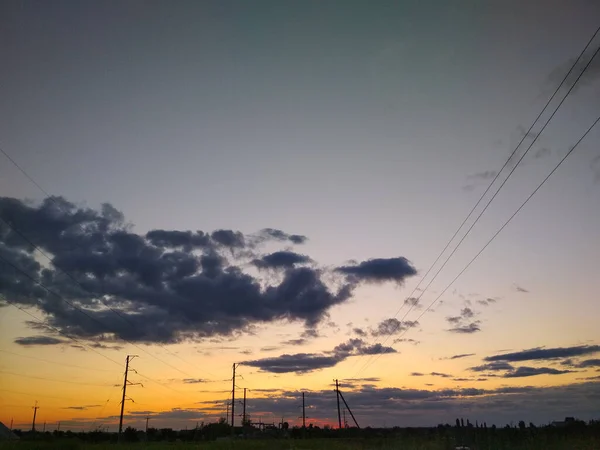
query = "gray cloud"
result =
(447, 353, 476, 360)
(448, 322, 481, 334)
(244, 338, 396, 374)
(252, 251, 312, 269)
(14, 336, 67, 346)
(485, 345, 600, 363)
(335, 257, 417, 284)
(182, 378, 207, 384)
(411, 372, 452, 378)
(353, 327, 367, 337)
(258, 228, 307, 245)
(513, 284, 529, 293)
(469, 362, 515, 372)
(574, 359, 600, 368)
(503, 366, 575, 378)
(371, 318, 419, 337)
(3, 197, 406, 344)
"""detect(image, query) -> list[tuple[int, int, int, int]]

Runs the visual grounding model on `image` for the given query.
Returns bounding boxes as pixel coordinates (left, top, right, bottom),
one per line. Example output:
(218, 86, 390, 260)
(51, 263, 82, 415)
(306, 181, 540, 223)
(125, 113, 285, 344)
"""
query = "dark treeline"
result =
(10, 417, 600, 447)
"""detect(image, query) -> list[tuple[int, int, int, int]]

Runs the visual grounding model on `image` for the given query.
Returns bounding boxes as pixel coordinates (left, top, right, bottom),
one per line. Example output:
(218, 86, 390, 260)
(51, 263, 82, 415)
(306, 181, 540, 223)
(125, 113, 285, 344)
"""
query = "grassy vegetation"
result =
(1, 435, 599, 450)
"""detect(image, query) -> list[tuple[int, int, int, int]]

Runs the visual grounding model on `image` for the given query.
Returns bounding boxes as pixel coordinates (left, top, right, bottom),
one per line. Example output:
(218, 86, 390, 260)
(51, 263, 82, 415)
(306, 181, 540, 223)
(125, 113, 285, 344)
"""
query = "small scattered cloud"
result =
(353, 327, 368, 337)
(371, 318, 419, 337)
(448, 321, 481, 334)
(182, 378, 206, 384)
(411, 372, 452, 378)
(445, 353, 476, 360)
(281, 338, 307, 346)
(393, 338, 420, 345)
(513, 284, 529, 293)
(470, 362, 515, 372)
(14, 336, 67, 346)
(62, 405, 102, 411)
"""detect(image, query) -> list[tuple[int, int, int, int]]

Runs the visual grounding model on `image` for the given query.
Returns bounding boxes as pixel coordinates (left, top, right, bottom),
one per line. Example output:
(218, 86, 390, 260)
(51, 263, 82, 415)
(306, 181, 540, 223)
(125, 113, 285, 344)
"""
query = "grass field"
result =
(1, 435, 599, 450)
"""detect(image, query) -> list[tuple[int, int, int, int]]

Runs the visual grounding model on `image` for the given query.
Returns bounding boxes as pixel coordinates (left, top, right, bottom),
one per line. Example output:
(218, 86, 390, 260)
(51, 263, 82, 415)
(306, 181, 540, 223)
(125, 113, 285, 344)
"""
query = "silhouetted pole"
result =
(31, 401, 39, 432)
(43, 421, 46, 432)
(338, 390, 360, 428)
(242, 388, 247, 425)
(118, 355, 138, 440)
(231, 363, 237, 432)
(57, 422, 60, 432)
(145, 417, 149, 433)
(9, 418, 13, 431)
(302, 392, 306, 428)
(335, 379, 342, 429)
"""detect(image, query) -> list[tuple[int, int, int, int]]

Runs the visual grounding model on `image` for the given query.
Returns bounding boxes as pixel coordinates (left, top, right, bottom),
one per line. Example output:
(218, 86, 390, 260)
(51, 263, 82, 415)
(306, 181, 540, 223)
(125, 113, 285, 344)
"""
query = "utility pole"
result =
(9, 418, 13, 431)
(31, 401, 39, 432)
(335, 379, 342, 429)
(118, 355, 139, 441)
(337, 389, 360, 429)
(145, 417, 149, 433)
(231, 363, 238, 432)
(43, 421, 46, 432)
(343, 410, 347, 429)
(302, 392, 306, 429)
(57, 422, 61, 432)
(242, 388, 247, 426)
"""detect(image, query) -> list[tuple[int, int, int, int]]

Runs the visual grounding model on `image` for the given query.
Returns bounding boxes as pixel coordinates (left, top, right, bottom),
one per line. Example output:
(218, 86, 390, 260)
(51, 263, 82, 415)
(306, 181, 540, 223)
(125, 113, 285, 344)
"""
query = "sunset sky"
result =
(1, 0, 599, 431)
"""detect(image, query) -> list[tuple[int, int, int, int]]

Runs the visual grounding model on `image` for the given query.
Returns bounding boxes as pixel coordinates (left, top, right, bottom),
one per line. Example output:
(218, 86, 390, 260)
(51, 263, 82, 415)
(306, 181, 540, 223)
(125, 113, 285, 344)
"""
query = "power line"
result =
(0, 349, 118, 373)
(0, 370, 118, 387)
(360, 113, 600, 376)
(350, 26, 600, 376)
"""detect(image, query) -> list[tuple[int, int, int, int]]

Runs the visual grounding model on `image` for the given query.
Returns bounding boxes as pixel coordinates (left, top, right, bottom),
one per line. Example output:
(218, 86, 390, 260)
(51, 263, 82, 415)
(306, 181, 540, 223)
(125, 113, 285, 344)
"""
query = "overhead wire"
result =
(349, 25, 600, 376)
(358, 113, 600, 376)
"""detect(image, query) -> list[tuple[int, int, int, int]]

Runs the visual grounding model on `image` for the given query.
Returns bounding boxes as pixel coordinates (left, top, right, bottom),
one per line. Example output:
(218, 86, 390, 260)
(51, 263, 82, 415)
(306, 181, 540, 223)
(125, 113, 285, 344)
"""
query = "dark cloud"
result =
(210, 229, 245, 248)
(145, 230, 209, 249)
(485, 345, 600, 363)
(448, 322, 481, 334)
(243, 353, 341, 374)
(14, 336, 67, 346)
(258, 228, 307, 245)
(192, 382, 600, 428)
(371, 318, 419, 337)
(335, 257, 417, 284)
(574, 359, 600, 368)
(446, 353, 476, 360)
(244, 338, 396, 374)
(252, 251, 312, 269)
(411, 372, 452, 378)
(503, 366, 575, 378)
(469, 362, 515, 372)
(0, 197, 370, 344)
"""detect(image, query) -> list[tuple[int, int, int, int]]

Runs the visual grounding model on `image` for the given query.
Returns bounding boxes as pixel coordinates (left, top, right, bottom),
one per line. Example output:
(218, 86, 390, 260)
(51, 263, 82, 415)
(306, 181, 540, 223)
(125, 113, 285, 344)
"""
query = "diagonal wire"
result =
(350, 29, 600, 377)
(360, 114, 600, 375)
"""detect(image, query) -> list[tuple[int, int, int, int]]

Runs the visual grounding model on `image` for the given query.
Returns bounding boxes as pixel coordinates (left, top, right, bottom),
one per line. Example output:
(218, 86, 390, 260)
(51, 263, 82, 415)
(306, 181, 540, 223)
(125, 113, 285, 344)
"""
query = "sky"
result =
(1, 0, 600, 431)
